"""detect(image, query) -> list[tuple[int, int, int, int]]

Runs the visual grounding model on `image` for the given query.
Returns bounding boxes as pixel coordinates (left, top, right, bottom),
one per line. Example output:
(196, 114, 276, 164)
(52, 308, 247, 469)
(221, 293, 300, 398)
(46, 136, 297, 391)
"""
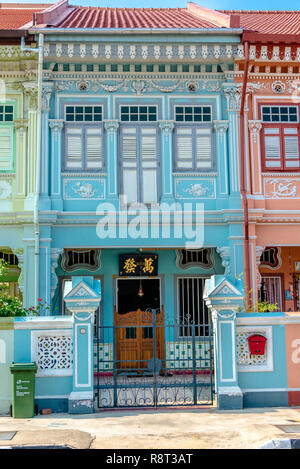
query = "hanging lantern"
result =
(137, 278, 144, 297)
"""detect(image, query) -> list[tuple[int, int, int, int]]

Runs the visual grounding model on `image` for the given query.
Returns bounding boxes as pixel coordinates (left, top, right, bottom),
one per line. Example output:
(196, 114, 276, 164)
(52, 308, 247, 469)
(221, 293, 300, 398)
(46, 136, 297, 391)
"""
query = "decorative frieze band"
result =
(44, 43, 245, 61)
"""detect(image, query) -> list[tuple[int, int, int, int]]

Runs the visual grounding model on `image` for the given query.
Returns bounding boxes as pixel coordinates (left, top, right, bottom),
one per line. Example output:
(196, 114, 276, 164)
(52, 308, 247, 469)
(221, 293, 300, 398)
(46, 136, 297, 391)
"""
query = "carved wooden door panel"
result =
(115, 307, 164, 372)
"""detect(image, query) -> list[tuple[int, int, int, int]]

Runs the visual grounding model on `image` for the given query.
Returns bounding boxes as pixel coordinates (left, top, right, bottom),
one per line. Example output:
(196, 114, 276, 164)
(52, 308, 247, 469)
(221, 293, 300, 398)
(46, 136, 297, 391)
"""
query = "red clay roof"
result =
(220, 11, 300, 35)
(0, 5, 49, 29)
(55, 7, 220, 29)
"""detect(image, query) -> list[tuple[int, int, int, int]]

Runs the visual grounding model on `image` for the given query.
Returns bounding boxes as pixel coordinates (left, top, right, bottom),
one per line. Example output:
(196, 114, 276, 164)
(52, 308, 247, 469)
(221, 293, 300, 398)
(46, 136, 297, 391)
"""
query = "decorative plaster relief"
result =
(63, 179, 105, 200)
(0, 180, 12, 199)
(175, 179, 216, 199)
(264, 178, 300, 199)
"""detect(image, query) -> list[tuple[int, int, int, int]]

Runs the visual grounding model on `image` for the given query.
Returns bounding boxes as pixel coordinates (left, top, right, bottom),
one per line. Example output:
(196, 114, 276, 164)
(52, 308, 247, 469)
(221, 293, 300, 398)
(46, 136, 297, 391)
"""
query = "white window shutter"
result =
(141, 127, 158, 203)
(176, 128, 193, 169)
(141, 127, 157, 159)
(0, 126, 13, 170)
(263, 127, 281, 168)
(65, 127, 83, 169)
(122, 128, 138, 203)
(86, 127, 103, 169)
(283, 127, 300, 168)
(122, 128, 137, 159)
(196, 128, 212, 168)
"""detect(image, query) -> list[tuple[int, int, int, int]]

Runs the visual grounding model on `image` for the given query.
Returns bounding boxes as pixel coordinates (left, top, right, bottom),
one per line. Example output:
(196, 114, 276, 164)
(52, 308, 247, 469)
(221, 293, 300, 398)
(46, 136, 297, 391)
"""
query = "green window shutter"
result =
(0, 126, 13, 170)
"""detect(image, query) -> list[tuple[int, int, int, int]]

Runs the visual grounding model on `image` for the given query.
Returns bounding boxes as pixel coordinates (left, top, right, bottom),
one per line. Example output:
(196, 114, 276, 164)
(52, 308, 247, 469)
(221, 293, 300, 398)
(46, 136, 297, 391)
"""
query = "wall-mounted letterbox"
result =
(247, 334, 267, 355)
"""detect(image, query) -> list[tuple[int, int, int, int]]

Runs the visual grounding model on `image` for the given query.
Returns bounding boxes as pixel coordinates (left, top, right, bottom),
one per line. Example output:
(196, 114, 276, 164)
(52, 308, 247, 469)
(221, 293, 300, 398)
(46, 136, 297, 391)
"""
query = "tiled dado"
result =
(165, 341, 212, 369)
(93, 343, 113, 371)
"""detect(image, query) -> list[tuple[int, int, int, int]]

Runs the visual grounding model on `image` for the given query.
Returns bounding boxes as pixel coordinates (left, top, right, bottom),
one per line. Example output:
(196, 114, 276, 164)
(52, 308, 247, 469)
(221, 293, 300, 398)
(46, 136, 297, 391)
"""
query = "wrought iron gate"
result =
(94, 308, 214, 408)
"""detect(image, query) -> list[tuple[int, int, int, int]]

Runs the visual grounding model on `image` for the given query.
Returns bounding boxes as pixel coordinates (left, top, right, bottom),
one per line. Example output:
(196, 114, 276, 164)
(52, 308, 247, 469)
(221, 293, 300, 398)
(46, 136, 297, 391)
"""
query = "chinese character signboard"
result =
(119, 254, 158, 276)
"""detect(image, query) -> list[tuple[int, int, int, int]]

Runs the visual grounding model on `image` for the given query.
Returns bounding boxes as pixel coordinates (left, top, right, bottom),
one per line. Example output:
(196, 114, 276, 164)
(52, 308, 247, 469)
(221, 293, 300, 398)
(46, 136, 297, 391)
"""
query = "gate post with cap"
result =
(64, 276, 101, 414)
(204, 275, 244, 410)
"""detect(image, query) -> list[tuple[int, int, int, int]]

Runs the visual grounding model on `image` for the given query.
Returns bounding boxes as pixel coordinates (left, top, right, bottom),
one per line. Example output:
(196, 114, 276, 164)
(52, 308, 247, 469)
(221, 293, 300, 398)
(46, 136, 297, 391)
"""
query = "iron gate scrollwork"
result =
(94, 308, 214, 408)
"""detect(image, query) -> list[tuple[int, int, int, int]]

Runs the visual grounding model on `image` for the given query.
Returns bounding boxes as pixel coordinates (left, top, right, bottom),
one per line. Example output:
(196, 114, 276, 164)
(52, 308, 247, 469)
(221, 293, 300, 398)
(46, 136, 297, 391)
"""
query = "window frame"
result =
(0, 102, 15, 173)
(260, 103, 300, 172)
(172, 103, 215, 173)
(63, 122, 106, 172)
(118, 122, 161, 205)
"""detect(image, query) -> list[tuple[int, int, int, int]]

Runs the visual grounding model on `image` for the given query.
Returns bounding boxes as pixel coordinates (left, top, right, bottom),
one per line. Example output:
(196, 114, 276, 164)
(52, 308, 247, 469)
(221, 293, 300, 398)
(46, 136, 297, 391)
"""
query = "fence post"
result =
(64, 276, 101, 414)
(204, 275, 244, 410)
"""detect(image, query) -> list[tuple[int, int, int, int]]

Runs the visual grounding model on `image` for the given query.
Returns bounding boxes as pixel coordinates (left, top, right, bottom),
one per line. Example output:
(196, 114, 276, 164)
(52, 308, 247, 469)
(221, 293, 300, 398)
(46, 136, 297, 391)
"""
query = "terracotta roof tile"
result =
(220, 10, 300, 35)
(56, 7, 219, 29)
(0, 7, 46, 29)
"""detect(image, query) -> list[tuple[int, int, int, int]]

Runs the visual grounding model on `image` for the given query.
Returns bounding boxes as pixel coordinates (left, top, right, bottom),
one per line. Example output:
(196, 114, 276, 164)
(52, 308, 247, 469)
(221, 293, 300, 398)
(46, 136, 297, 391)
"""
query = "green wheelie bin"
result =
(10, 362, 38, 418)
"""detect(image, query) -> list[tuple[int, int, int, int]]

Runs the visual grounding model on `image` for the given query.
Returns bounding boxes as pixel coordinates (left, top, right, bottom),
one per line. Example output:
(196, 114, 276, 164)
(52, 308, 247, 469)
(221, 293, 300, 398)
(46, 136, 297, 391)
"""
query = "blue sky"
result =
(5, 0, 300, 10)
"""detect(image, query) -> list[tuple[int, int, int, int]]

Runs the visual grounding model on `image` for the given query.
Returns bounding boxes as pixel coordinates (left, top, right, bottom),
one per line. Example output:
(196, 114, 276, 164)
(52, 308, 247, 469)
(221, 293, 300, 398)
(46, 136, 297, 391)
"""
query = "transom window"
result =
(65, 106, 102, 122)
(177, 249, 214, 270)
(120, 106, 157, 122)
(175, 106, 212, 122)
(0, 105, 13, 122)
(260, 247, 280, 269)
(262, 106, 298, 123)
(61, 249, 101, 272)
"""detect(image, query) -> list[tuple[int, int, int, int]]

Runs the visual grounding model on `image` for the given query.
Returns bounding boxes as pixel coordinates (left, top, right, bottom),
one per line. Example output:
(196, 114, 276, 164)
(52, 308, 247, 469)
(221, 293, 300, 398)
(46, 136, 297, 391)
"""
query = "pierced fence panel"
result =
(94, 309, 214, 408)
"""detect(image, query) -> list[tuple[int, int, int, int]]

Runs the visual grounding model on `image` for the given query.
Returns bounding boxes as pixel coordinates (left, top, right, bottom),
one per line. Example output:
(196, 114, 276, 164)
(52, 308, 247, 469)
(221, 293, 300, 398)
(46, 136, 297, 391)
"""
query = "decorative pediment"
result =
(64, 280, 99, 300)
(64, 279, 101, 314)
(209, 279, 243, 299)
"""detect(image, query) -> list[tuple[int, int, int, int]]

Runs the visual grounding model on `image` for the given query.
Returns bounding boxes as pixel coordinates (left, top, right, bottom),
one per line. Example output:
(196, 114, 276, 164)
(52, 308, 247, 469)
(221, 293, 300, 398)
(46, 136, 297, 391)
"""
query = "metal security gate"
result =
(94, 308, 214, 408)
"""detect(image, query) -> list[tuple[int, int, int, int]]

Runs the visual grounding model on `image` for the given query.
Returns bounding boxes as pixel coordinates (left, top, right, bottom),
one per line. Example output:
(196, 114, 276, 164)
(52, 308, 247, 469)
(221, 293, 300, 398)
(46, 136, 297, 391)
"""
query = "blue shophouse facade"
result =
(28, 24, 247, 410)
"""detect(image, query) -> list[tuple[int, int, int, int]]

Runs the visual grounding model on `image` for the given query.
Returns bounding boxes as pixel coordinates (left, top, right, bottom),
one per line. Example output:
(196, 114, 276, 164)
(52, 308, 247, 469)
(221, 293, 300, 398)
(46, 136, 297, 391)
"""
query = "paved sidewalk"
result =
(1, 406, 300, 449)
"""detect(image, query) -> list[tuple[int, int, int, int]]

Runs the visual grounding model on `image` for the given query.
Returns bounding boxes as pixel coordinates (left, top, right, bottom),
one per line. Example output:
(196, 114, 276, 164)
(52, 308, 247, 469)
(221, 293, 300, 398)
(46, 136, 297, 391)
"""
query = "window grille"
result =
(0, 251, 18, 266)
(177, 277, 210, 337)
(259, 276, 282, 311)
(61, 249, 101, 272)
(260, 247, 280, 269)
(177, 249, 214, 269)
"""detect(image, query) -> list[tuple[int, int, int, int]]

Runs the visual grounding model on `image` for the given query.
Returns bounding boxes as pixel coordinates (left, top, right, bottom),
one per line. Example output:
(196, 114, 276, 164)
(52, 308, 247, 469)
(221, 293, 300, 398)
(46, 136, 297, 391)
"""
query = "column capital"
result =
(222, 84, 241, 111)
(248, 120, 262, 134)
(104, 119, 119, 134)
(213, 120, 229, 134)
(216, 246, 231, 276)
(49, 119, 64, 134)
(42, 83, 54, 111)
(14, 118, 28, 134)
(158, 120, 175, 134)
(22, 82, 38, 111)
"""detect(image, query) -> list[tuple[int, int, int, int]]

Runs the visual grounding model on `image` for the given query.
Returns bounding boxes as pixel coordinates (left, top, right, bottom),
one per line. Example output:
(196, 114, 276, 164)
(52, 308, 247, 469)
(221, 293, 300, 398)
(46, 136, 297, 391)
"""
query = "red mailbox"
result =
(247, 334, 267, 355)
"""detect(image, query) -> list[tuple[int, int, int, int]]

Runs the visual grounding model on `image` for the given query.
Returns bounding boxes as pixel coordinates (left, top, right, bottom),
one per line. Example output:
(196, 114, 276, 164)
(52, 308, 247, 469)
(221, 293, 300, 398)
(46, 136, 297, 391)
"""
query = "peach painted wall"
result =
(285, 316, 300, 405)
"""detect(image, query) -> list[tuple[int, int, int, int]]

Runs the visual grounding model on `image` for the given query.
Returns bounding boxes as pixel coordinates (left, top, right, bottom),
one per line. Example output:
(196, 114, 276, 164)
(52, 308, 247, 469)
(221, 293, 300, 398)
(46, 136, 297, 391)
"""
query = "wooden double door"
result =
(115, 278, 164, 372)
